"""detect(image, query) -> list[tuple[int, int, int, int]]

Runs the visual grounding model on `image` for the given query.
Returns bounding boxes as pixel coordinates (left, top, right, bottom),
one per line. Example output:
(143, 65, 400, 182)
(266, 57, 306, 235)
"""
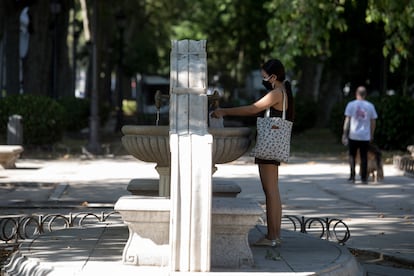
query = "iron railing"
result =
(283, 215, 350, 244)
(0, 211, 120, 243)
(1, 212, 350, 245)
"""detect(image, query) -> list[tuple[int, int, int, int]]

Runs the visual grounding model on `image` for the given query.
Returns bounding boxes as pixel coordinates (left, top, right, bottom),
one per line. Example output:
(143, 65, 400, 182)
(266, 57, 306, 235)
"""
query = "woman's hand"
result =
(210, 108, 225, 118)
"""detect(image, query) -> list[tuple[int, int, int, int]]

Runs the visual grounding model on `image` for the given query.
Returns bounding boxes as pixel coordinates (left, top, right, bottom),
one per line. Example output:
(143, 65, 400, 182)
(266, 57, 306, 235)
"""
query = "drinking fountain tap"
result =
(155, 89, 222, 111)
(154, 90, 170, 111)
(155, 89, 222, 126)
(208, 90, 221, 110)
(154, 90, 170, 125)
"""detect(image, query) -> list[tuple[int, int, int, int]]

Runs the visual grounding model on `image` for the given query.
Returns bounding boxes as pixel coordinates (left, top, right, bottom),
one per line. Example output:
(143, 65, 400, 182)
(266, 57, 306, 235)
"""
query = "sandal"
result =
(253, 237, 281, 247)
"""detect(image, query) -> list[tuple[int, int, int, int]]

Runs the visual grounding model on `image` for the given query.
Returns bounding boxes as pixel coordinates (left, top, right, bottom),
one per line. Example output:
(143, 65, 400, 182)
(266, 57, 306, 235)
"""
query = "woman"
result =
(211, 59, 294, 246)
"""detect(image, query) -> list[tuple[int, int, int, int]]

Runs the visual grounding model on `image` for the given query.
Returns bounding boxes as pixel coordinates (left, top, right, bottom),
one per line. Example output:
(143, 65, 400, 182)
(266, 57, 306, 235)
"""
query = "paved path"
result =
(1, 155, 413, 275)
(220, 156, 414, 264)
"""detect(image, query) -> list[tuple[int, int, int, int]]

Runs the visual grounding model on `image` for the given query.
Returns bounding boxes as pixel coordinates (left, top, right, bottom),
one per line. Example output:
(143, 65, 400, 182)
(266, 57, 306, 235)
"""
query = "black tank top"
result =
(258, 107, 284, 118)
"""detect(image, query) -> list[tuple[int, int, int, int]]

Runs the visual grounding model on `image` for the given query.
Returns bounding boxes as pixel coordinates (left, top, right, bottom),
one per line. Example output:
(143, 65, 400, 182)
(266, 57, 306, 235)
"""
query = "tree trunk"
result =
(23, 0, 72, 98)
(56, 0, 73, 98)
(297, 57, 324, 102)
(4, 1, 21, 95)
(86, 0, 101, 154)
(22, 0, 51, 96)
(297, 57, 342, 127)
(318, 70, 343, 127)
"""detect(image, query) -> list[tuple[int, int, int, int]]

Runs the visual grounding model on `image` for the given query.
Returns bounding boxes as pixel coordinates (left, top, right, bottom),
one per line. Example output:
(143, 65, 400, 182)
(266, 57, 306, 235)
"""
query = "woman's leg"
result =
(258, 163, 281, 240)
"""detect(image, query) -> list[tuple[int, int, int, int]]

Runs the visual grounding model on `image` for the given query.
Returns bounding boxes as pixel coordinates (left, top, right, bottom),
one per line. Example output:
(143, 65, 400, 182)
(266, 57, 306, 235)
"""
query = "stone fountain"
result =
(121, 125, 251, 196)
(115, 40, 262, 272)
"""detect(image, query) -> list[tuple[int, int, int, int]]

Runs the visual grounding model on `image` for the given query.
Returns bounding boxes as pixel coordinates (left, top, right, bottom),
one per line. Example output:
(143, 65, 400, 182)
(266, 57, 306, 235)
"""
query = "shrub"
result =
(370, 95, 414, 150)
(58, 97, 112, 132)
(58, 97, 90, 132)
(293, 96, 318, 133)
(0, 94, 66, 145)
(329, 95, 414, 150)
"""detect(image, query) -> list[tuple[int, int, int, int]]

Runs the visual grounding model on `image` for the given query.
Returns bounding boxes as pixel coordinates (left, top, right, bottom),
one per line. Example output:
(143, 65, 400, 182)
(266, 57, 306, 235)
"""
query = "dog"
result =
(356, 144, 384, 183)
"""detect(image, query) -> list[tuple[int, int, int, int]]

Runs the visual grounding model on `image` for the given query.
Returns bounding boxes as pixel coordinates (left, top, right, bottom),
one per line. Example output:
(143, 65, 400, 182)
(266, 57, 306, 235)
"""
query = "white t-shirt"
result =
(344, 99, 378, 141)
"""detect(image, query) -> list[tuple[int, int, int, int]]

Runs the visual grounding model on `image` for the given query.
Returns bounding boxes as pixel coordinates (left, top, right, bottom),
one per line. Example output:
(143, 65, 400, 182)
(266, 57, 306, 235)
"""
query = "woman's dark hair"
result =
(262, 59, 295, 121)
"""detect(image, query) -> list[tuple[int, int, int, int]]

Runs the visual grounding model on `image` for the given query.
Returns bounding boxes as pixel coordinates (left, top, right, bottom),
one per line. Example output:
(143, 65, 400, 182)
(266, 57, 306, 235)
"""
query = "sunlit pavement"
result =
(1, 155, 413, 275)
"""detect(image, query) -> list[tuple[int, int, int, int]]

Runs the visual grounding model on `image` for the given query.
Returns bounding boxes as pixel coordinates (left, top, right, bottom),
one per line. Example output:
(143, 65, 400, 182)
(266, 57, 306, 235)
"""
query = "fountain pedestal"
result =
(115, 196, 262, 268)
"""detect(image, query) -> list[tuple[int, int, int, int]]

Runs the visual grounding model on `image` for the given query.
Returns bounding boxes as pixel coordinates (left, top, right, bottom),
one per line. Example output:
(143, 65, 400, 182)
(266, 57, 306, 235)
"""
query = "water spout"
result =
(154, 90, 169, 126)
(156, 110, 160, 126)
(154, 89, 223, 127)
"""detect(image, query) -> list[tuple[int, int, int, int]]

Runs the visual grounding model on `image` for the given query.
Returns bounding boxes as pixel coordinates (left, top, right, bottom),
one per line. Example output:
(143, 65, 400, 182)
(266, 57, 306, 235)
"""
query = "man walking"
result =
(342, 86, 378, 184)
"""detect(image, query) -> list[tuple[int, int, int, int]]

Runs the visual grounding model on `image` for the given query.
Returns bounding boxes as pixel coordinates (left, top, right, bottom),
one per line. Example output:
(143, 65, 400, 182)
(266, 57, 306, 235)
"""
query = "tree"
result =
(1, 0, 25, 95)
(265, 0, 414, 125)
(171, 0, 270, 95)
(366, 0, 414, 95)
(265, 0, 348, 69)
(264, 0, 349, 126)
(0, 0, 73, 97)
(23, 0, 72, 98)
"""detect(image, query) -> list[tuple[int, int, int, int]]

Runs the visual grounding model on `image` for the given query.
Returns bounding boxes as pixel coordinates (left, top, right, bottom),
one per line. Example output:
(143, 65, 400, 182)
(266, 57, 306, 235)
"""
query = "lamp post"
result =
(87, 0, 101, 154)
(50, 0, 61, 99)
(115, 11, 126, 132)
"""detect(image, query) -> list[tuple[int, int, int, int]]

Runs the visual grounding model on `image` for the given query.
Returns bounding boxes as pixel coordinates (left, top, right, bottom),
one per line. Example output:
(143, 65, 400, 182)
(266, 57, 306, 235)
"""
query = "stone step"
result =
(3, 224, 364, 275)
(127, 179, 241, 197)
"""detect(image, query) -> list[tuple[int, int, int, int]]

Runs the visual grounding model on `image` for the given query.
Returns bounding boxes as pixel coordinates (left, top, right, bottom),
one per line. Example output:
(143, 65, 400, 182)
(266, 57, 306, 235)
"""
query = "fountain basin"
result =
(121, 125, 252, 166)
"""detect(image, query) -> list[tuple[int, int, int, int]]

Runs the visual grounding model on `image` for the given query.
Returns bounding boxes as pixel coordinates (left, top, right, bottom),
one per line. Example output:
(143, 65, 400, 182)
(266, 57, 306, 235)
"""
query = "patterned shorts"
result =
(254, 158, 280, 166)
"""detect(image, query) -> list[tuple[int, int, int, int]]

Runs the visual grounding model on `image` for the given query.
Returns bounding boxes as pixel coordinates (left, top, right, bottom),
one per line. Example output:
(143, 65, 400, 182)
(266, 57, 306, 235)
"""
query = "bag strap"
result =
(265, 89, 287, 119)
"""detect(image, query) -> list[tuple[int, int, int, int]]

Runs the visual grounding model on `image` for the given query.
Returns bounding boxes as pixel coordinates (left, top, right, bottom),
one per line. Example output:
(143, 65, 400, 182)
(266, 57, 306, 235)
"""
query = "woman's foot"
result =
(253, 236, 281, 247)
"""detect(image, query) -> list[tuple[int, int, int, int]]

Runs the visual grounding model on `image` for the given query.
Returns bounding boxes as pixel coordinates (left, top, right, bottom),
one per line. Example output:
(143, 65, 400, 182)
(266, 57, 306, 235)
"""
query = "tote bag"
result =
(250, 90, 293, 162)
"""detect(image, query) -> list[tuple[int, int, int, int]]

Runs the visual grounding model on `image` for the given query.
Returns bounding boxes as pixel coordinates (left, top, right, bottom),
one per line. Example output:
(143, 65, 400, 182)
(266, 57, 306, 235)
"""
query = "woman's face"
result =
(261, 69, 274, 91)
(261, 70, 271, 81)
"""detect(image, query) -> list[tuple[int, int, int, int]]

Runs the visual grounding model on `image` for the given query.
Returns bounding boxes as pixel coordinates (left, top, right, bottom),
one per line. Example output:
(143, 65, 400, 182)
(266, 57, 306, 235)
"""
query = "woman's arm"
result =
(211, 89, 282, 118)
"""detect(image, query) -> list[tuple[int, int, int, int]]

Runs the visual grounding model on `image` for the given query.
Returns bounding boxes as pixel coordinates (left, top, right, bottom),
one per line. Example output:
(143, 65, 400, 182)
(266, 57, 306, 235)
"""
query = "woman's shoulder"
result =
(269, 87, 284, 97)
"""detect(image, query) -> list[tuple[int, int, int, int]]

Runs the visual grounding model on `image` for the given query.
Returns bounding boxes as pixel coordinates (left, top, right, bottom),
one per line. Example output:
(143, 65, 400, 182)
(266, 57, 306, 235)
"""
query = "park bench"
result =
(0, 145, 24, 169)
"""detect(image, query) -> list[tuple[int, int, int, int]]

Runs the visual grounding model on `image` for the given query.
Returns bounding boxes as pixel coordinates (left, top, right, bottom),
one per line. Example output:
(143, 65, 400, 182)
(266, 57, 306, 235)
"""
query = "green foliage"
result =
(293, 96, 318, 133)
(265, 0, 348, 68)
(57, 97, 90, 132)
(329, 95, 414, 150)
(264, 0, 414, 73)
(0, 95, 66, 145)
(115, 0, 190, 75)
(366, 0, 414, 71)
(370, 95, 414, 150)
(171, 0, 270, 88)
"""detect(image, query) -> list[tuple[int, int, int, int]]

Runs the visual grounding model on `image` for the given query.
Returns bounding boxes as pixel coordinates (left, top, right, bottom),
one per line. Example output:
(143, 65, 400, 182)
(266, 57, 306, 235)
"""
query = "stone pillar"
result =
(7, 115, 23, 145)
(155, 166, 170, 196)
(169, 40, 212, 272)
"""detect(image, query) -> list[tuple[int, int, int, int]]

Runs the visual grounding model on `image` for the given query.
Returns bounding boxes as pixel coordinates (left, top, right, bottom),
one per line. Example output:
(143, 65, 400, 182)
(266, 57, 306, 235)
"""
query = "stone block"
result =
(115, 196, 262, 268)
(0, 145, 24, 169)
